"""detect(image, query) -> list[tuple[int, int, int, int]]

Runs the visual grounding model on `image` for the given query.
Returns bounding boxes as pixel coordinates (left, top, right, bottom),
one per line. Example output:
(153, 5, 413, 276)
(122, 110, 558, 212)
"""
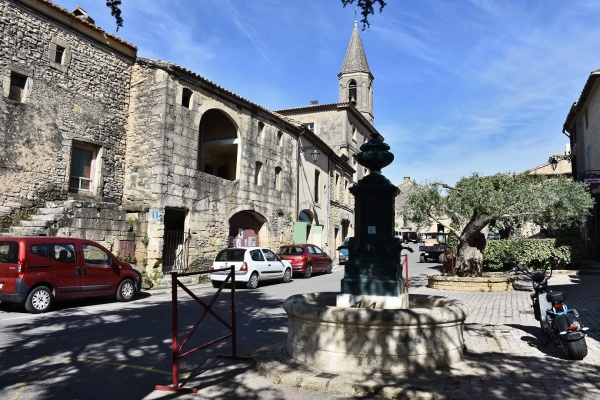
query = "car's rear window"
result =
(0, 241, 18, 263)
(215, 249, 246, 262)
(277, 246, 303, 255)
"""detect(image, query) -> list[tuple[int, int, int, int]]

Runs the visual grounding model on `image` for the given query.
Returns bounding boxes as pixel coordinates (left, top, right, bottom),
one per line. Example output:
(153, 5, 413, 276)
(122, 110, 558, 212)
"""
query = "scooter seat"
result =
(547, 291, 565, 303)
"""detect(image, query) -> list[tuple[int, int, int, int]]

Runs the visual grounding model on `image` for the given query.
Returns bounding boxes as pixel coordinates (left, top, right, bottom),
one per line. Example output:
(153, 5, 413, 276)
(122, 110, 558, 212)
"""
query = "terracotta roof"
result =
(38, 0, 136, 50)
(137, 58, 304, 131)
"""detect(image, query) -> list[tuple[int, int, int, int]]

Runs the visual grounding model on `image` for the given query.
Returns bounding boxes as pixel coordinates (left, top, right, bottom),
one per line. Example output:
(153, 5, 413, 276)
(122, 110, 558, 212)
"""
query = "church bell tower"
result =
(338, 20, 374, 125)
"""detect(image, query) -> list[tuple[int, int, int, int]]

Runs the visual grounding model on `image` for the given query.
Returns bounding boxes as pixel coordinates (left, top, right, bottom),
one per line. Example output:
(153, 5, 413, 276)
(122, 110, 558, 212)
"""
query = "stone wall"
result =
(124, 61, 298, 270)
(0, 0, 134, 232)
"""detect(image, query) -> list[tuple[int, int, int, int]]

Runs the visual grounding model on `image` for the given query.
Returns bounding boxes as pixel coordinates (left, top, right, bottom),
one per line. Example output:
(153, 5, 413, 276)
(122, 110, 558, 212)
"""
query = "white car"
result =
(210, 247, 292, 289)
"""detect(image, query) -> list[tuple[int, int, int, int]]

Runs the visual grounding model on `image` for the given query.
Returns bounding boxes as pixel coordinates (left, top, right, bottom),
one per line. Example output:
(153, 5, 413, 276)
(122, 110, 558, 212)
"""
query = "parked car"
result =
(0, 236, 141, 313)
(276, 244, 333, 278)
(210, 247, 292, 289)
(394, 229, 403, 242)
(487, 232, 500, 240)
(338, 247, 349, 265)
(404, 231, 419, 244)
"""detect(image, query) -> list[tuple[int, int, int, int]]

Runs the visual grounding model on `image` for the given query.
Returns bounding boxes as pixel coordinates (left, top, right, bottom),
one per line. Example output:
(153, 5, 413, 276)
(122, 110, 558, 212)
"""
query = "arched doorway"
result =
(229, 211, 265, 247)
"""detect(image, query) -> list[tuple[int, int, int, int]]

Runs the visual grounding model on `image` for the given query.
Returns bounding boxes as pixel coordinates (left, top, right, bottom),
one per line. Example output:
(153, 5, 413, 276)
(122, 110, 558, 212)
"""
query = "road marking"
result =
(10, 356, 48, 400)
(9, 355, 183, 400)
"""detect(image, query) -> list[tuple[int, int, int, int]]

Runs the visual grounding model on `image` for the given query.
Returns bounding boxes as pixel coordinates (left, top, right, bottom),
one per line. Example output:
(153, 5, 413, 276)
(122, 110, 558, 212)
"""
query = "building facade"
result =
(1, 0, 136, 250)
(0, 0, 375, 270)
(277, 21, 380, 253)
(563, 69, 600, 259)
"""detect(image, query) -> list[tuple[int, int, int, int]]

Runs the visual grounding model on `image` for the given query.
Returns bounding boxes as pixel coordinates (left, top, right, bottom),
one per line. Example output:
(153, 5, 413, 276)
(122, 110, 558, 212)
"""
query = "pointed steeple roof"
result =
(340, 21, 371, 75)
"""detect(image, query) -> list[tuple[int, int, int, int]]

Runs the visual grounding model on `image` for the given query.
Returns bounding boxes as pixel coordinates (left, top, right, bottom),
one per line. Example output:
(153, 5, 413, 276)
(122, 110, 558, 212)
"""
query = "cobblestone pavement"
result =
(255, 273, 600, 399)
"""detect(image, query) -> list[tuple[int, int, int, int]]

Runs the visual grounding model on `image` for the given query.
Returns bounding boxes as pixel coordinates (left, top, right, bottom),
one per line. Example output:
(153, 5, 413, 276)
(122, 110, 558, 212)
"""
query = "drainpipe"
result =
(295, 128, 305, 242)
(326, 154, 331, 254)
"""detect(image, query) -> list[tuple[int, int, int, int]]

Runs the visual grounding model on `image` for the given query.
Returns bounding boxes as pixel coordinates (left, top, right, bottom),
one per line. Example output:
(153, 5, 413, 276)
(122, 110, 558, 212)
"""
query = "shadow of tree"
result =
(1, 274, 599, 399)
(0, 286, 304, 400)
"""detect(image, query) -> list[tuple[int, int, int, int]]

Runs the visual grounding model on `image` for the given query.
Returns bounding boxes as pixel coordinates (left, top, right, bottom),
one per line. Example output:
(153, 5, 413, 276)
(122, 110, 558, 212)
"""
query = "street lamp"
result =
(548, 152, 571, 171)
(300, 146, 320, 163)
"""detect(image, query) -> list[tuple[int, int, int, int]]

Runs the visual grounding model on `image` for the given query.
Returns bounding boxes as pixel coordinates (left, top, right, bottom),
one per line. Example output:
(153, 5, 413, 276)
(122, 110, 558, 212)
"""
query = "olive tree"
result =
(403, 173, 594, 276)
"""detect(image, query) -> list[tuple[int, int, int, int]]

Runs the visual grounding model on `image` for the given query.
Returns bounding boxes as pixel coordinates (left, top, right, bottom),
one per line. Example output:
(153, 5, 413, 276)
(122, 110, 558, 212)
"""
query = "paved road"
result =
(0, 264, 352, 400)
(2, 247, 598, 400)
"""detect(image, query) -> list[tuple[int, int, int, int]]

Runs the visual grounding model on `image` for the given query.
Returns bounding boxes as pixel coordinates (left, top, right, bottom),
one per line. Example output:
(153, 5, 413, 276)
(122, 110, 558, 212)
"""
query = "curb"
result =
(253, 342, 456, 400)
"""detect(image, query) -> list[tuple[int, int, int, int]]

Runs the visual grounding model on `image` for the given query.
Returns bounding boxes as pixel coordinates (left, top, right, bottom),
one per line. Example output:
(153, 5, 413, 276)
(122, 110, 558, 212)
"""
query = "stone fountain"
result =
(282, 134, 469, 374)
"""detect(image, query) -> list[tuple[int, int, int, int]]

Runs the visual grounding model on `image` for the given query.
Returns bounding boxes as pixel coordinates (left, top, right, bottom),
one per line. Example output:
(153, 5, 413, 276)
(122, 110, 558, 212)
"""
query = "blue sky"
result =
(54, 0, 600, 186)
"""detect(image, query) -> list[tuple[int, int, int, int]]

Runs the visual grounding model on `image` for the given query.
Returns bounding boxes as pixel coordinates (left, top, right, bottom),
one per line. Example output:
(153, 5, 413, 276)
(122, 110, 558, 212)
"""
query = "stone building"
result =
(277, 21, 378, 253)
(563, 69, 600, 259)
(0, 0, 136, 252)
(0, 0, 374, 271)
(123, 58, 305, 270)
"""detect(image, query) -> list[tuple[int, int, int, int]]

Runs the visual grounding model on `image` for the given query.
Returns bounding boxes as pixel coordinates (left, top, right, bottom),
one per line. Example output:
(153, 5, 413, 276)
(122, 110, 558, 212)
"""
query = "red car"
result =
(0, 236, 141, 313)
(276, 244, 333, 278)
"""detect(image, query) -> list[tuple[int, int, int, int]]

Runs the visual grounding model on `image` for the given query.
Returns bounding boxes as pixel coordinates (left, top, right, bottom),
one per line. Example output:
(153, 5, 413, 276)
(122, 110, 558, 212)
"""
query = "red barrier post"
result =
(155, 266, 249, 393)
(402, 254, 409, 293)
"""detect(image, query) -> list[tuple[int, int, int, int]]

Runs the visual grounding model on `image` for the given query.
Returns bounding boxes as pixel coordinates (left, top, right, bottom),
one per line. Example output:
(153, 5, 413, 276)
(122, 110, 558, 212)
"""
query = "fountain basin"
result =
(283, 292, 468, 374)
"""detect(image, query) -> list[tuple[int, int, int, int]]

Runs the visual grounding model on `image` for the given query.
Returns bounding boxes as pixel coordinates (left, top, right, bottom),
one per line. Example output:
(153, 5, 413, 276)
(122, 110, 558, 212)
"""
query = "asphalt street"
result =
(3, 243, 598, 399)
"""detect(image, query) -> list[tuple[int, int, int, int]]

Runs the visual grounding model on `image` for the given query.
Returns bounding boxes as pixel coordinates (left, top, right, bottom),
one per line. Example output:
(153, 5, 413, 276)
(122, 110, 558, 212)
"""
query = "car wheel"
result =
(25, 286, 53, 313)
(303, 264, 312, 278)
(246, 272, 259, 289)
(419, 254, 426, 263)
(326, 262, 333, 274)
(282, 268, 292, 283)
(116, 279, 136, 302)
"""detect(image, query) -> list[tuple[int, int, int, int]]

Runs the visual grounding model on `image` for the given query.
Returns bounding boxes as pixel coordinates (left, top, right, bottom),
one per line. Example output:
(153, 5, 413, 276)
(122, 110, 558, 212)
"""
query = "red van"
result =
(0, 237, 141, 313)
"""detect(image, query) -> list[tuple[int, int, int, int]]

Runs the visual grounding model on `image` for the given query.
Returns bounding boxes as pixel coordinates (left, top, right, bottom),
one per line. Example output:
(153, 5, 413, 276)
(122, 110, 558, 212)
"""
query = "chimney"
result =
(71, 7, 96, 25)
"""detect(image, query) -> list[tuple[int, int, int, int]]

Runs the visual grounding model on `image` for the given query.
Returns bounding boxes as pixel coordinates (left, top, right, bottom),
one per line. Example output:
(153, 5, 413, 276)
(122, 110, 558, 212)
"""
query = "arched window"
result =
(348, 79, 357, 105)
(181, 87, 192, 108)
(197, 109, 238, 181)
(274, 167, 282, 191)
(255, 161, 263, 186)
(258, 121, 264, 138)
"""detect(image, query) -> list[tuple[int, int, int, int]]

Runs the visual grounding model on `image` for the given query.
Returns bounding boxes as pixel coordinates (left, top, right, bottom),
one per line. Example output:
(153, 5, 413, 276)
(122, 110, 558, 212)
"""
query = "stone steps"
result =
(4, 199, 125, 237)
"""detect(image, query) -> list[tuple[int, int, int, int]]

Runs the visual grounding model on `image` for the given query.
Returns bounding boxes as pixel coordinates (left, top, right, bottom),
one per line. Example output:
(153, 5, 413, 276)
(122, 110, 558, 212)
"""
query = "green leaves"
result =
(403, 172, 594, 275)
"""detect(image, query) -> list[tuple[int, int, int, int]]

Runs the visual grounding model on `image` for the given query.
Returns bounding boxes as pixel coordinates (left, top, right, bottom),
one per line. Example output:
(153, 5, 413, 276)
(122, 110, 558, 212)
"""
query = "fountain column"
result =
(340, 134, 405, 298)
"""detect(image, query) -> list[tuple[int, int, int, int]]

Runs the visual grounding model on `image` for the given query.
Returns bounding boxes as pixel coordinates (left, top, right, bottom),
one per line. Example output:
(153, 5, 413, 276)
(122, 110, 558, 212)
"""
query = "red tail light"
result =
(210, 263, 215, 271)
(17, 258, 25, 278)
(569, 325, 578, 331)
(240, 262, 248, 272)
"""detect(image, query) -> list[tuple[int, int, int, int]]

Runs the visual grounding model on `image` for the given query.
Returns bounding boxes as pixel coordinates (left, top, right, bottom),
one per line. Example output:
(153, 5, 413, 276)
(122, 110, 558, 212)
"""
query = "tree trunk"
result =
(454, 213, 489, 276)
(455, 239, 484, 276)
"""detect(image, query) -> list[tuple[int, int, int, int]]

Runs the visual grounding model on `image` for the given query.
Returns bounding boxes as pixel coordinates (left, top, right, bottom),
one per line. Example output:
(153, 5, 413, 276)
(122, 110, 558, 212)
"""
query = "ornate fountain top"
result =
(354, 133, 394, 174)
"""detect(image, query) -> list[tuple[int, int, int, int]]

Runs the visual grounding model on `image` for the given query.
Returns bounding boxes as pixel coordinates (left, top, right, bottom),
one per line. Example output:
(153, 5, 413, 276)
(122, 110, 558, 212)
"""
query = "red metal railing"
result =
(443, 250, 455, 274)
(401, 253, 409, 293)
(155, 266, 250, 393)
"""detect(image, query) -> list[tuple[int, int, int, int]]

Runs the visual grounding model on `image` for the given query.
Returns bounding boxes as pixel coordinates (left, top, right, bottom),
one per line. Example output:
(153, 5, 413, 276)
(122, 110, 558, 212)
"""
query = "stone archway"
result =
(229, 211, 266, 247)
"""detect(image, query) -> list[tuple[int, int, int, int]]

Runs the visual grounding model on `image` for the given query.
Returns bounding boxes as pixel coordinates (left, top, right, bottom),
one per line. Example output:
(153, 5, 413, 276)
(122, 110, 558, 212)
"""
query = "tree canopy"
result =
(341, 0, 387, 29)
(105, 1, 386, 31)
(404, 173, 594, 276)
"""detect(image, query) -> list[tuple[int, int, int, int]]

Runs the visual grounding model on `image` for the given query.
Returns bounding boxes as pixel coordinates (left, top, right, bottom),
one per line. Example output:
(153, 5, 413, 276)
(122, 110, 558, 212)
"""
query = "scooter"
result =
(504, 255, 588, 360)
